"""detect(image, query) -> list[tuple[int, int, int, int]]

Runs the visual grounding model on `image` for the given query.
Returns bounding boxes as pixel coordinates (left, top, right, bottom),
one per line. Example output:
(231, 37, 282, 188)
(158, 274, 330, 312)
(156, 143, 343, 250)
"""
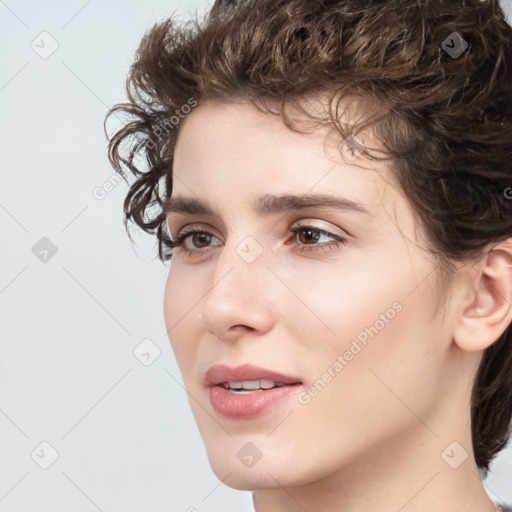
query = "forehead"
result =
(174, 99, 329, 162)
(171, 99, 413, 230)
(174, 99, 382, 179)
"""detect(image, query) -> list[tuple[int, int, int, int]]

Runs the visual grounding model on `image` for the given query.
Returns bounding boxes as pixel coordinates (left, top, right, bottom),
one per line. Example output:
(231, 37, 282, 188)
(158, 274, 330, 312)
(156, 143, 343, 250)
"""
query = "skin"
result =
(163, 98, 512, 512)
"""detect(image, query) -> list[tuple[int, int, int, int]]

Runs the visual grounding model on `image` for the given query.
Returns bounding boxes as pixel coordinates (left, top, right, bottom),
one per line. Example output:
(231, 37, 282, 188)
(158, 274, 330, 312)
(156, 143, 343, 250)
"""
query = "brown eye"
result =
(287, 223, 348, 254)
(188, 232, 213, 248)
(296, 227, 321, 245)
(169, 228, 222, 257)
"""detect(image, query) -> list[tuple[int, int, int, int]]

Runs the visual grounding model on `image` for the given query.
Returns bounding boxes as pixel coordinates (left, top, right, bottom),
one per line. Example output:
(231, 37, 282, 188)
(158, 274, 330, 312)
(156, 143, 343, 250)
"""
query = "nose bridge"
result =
(215, 231, 268, 288)
(200, 232, 271, 335)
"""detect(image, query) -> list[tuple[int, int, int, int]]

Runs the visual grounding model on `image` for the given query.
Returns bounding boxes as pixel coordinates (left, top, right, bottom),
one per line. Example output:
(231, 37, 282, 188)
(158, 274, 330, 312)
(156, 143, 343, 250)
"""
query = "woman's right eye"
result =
(164, 228, 222, 257)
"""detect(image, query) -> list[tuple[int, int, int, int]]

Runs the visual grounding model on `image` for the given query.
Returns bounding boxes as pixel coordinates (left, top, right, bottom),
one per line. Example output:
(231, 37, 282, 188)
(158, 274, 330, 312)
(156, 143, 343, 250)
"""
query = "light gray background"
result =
(0, 1, 511, 511)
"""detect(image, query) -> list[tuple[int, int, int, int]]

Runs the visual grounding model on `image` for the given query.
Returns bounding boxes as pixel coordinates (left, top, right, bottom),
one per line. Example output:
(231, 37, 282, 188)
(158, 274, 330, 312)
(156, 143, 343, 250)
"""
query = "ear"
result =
(453, 240, 512, 352)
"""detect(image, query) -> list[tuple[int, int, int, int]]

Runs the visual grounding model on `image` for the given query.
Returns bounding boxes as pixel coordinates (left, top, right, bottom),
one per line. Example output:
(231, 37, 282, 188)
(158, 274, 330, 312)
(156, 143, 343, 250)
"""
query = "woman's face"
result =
(163, 99, 461, 490)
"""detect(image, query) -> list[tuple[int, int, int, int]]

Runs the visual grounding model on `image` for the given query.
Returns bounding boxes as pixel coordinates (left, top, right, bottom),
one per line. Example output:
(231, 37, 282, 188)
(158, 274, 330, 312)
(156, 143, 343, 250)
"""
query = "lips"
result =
(204, 363, 304, 419)
(203, 363, 302, 387)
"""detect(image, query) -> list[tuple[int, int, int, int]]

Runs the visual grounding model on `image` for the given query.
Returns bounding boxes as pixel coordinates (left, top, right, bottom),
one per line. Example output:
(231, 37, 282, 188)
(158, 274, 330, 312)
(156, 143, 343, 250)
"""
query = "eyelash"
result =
(162, 222, 348, 260)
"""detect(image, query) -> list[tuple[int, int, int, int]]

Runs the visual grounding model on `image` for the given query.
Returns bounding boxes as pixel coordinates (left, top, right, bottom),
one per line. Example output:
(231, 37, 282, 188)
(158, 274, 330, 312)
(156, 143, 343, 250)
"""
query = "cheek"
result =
(285, 243, 437, 348)
(274, 252, 408, 352)
(163, 264, 202, 372)
(283, 251, 443, 400)
(299, 267, 443, 420)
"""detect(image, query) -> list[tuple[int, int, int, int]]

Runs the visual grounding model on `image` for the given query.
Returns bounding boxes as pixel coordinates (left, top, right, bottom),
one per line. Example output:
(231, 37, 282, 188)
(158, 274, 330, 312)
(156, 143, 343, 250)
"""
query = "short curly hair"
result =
(105, 0, 512, 471)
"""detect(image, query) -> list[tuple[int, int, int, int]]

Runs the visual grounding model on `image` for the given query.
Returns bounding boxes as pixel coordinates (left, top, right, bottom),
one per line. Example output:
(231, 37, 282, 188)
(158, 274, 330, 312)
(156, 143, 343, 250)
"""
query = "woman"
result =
(105, 0, 512, 510)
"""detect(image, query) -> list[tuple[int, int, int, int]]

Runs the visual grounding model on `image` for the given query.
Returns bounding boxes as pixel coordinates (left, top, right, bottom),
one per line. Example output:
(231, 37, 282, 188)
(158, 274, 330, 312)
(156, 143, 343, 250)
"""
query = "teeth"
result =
(222, 379, 277, 390)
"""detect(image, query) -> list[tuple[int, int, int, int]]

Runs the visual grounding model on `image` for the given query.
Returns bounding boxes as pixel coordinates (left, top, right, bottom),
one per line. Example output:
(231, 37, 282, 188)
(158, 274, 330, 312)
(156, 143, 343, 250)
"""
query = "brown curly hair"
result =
(105, 0, 512, 471)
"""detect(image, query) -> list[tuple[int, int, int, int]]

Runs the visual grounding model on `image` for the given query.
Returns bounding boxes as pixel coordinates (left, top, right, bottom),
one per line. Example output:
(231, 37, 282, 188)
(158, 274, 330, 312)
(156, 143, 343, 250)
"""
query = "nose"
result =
(199, 236, 275, 342)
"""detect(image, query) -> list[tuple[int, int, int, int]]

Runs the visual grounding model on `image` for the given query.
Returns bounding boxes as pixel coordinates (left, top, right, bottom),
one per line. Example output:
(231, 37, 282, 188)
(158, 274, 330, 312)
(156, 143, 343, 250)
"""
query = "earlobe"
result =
(453, 245, 512, 352)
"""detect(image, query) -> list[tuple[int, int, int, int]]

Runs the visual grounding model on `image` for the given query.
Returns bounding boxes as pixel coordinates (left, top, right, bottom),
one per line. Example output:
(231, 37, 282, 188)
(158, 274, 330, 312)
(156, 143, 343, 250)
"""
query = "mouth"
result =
(204, 364, 304, 418)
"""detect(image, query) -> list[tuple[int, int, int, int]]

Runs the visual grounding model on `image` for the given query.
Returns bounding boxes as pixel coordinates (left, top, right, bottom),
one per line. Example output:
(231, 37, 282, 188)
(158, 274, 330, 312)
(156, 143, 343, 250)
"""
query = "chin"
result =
(216, 470, 272, 491)
(204, 441, 324, 491)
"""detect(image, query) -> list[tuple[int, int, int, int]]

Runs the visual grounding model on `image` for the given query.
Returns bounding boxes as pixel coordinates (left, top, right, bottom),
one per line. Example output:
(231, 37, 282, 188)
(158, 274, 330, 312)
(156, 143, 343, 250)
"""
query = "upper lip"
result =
(203, 363, 302, 386)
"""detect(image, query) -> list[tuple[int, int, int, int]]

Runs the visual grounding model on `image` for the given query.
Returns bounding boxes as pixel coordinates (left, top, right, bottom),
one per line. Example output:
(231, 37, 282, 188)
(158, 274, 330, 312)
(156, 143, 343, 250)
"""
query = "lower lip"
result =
(209, 384, 303, 419)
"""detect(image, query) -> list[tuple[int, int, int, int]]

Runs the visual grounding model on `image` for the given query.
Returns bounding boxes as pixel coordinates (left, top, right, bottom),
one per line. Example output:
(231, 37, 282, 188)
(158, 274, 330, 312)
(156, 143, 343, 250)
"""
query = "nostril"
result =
(231, 325, 254, 331)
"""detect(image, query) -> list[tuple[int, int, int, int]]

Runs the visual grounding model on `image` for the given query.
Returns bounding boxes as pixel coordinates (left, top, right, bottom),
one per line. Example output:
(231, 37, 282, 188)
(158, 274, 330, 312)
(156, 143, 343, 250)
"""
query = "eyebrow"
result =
(164, 193, 371, 219)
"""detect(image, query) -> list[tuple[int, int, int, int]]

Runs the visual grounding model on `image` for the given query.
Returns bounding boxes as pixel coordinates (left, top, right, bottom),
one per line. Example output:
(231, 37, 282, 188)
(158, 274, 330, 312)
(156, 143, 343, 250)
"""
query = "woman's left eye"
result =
(285, 223, 348, 253)
(163, 222, 348, 258)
